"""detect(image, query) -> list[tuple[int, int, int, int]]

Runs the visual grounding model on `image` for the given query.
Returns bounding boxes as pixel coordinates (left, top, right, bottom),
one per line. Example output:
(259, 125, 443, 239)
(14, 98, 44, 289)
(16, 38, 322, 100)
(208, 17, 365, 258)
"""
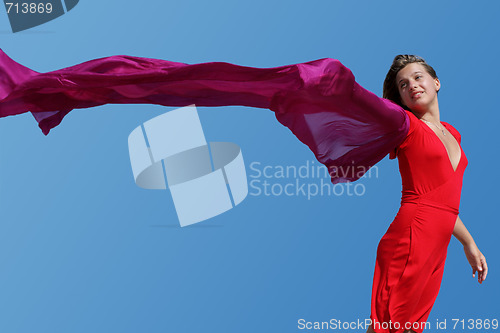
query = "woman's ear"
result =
(435, 77, 441, 92)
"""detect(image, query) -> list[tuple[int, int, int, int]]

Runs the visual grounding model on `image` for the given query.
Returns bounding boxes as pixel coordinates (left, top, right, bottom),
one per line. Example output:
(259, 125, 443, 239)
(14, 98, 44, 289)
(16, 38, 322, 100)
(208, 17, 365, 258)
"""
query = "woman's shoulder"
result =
(389, 110, 420, 159)
(441, 121, 462, 144)
(402, 110, 422, 136)
(404, 110, 419, 124)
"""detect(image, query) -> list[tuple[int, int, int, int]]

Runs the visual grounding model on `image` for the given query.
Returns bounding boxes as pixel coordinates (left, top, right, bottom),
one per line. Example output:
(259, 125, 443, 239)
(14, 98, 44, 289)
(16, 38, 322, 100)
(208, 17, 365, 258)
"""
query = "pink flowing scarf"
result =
(0, 49, 409, 183)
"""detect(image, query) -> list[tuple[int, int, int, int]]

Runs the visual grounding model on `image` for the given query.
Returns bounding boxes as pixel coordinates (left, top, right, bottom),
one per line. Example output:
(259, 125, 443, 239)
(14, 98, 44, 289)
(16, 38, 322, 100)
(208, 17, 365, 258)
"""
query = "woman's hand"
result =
(463, 243, 488, 284)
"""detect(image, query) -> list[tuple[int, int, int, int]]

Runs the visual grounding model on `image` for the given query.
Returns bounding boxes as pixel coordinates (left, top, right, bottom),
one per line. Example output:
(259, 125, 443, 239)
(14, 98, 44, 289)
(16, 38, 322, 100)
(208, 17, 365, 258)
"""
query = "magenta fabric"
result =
(0, 49, 409, 183)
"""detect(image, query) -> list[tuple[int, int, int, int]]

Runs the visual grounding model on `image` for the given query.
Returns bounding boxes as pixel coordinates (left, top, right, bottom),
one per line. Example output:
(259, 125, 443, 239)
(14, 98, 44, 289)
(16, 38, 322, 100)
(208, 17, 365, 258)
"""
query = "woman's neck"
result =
(412, 101, 441, 123)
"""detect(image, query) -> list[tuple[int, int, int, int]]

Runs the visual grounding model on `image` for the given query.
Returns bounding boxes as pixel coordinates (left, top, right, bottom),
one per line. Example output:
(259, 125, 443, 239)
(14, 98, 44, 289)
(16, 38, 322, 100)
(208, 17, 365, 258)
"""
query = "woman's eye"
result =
(415, 75, 422, 80)
(400, 83, 407, 89)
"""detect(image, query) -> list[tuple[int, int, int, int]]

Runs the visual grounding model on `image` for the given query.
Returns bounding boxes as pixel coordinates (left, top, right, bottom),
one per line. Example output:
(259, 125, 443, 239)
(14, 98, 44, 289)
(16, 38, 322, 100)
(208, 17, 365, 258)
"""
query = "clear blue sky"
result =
(1, 1, 498, 332)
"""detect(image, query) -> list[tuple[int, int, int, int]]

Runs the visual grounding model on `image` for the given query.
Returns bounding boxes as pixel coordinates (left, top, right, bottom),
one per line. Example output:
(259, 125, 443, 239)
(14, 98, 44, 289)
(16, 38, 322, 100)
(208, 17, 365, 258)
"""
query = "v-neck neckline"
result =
(420, 120, 462, 172)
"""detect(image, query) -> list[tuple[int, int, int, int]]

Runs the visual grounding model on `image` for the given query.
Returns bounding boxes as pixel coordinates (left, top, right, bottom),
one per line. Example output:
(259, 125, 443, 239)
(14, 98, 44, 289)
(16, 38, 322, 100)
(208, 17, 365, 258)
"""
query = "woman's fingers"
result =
(473, 256, 487, 284)
(464, 246, 487, 284)
(480, 257, 488, 282)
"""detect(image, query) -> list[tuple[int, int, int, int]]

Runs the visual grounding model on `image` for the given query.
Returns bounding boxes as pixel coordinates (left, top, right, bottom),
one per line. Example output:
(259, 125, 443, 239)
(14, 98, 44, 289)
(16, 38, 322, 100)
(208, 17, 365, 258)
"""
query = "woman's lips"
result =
(412, 91, 424, 99)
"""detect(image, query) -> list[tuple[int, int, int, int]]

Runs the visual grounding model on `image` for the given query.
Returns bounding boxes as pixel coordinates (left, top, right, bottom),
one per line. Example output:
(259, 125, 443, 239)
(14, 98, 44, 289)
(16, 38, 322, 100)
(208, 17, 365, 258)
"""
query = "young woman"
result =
(366, 55, 488, 333)
(0, 50, 487, 333)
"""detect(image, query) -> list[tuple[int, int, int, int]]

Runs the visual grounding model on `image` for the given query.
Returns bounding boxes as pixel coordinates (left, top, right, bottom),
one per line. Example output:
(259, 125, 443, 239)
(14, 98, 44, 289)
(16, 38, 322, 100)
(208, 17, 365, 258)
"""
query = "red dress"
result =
(371, 110, 467, 333)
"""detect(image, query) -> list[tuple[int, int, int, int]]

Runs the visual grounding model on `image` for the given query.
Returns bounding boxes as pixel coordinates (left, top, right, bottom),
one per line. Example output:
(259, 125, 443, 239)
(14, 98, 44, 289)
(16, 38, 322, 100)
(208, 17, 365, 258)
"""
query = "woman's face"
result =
(396, 63, 440, 113)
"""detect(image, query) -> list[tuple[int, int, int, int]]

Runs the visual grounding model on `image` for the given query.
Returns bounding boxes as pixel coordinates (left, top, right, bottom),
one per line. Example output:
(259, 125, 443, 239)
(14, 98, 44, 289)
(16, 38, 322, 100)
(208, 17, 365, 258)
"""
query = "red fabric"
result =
(371, 110, 467, 333)
(0, 49, 409, 184)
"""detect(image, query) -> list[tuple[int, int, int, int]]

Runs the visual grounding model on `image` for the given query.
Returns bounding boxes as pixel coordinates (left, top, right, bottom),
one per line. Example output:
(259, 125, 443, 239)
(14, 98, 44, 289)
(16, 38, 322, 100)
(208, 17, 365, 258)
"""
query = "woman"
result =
(0, 50, 487, 333)
(366, 55, 488, 333)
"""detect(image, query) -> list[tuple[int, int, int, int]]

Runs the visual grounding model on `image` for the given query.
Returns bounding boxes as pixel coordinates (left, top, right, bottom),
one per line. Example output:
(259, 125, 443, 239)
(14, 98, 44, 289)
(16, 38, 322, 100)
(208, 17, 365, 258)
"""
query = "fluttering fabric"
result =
(0, 49, 409, 183)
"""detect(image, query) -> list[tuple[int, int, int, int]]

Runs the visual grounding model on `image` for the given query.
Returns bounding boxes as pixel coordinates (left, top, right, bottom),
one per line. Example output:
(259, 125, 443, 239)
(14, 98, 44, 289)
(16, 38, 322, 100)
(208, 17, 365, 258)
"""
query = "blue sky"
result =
(0, 1, 498, 332)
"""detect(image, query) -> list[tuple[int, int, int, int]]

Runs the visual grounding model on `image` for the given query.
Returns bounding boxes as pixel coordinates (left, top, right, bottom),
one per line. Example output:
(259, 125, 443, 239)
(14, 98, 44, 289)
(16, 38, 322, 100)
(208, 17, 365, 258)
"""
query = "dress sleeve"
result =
(0, 49, 409, 184)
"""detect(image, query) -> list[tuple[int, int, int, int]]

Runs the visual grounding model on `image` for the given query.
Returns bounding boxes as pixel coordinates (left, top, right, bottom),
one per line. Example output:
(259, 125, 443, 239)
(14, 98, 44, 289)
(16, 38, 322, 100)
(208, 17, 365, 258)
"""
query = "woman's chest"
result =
(400, 125, 467, 180)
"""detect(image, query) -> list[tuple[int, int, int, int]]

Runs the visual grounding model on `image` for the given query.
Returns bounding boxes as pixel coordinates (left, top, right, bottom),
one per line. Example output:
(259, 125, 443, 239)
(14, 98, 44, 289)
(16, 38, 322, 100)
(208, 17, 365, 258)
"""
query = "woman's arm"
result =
(453, 215, 488, 284)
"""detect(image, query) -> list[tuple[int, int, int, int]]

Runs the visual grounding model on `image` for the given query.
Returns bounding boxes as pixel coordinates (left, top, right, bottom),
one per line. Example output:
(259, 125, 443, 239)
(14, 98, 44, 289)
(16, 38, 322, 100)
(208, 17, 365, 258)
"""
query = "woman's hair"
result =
(383, 55, 438, 109)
